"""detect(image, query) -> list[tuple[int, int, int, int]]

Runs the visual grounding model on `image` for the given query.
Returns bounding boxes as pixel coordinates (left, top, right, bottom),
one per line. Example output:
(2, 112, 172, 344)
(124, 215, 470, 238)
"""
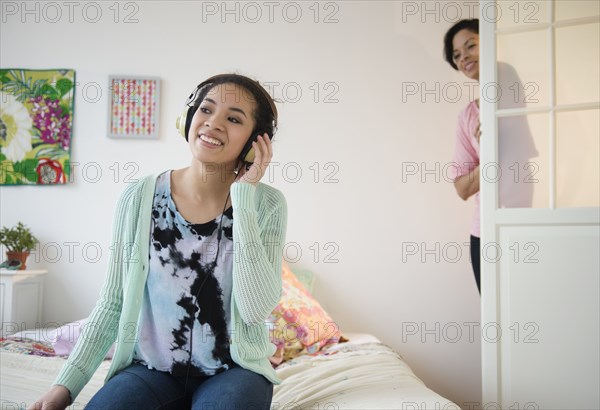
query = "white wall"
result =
(1, 1, 481, 406)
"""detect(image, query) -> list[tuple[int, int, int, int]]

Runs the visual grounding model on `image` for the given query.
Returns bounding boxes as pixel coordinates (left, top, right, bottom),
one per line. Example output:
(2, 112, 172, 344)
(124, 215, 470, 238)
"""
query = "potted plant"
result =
(0, 222, 39, 270)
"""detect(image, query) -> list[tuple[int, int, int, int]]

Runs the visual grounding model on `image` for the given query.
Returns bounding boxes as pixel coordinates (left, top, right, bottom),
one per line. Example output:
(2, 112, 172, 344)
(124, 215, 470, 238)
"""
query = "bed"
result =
(0, 264, 458, 409)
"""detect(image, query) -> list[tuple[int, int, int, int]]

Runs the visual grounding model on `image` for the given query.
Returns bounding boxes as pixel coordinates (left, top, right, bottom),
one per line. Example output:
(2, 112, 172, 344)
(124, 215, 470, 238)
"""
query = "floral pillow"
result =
(267, 262, 342, 363)
(10, 319, 115, 358)
(0, 337, 55, 357)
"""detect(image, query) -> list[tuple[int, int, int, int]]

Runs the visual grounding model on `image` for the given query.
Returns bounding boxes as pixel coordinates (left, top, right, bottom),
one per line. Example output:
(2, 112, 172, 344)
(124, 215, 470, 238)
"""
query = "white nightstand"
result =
(0, 269, 48, 336)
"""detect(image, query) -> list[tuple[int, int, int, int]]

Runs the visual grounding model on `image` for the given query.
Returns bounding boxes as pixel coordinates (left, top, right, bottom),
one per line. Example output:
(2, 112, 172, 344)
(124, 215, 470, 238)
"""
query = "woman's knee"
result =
(86, 364, 184, 410)
(191, 367, 273, 410)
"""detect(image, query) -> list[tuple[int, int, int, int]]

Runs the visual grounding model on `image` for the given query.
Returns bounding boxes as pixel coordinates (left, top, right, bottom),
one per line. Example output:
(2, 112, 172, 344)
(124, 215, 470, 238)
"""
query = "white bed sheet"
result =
(0, 351, 110, 409)
(0, 333, 458, 409)
(271, 333, 459, 409)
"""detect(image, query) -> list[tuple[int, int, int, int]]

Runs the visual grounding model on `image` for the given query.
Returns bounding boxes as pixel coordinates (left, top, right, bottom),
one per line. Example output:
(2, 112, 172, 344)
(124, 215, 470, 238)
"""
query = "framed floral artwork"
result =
(107, 75, 160, 139)
(0, 69, 75, 185)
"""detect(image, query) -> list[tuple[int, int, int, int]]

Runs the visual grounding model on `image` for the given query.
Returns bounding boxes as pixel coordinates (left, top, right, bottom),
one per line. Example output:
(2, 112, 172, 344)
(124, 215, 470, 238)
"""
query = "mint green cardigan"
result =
(54, 174, 287, 400)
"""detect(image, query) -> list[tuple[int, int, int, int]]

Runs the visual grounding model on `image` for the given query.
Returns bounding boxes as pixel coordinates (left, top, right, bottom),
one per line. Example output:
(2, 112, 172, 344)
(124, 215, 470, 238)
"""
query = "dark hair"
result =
(185, 73, 278, 141)
(443, 19, 479, 70)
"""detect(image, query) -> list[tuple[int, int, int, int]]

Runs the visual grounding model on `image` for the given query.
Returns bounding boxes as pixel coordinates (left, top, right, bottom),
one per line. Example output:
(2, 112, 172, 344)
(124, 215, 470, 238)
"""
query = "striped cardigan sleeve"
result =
(230, 182, 287, 324)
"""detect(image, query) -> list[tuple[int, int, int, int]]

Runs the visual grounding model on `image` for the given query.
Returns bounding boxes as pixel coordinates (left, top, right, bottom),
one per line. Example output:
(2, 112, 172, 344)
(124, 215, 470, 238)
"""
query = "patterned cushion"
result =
(0, 337, 55, 357)
(290, 268, 316, 293)
(267, 262, 342, 362)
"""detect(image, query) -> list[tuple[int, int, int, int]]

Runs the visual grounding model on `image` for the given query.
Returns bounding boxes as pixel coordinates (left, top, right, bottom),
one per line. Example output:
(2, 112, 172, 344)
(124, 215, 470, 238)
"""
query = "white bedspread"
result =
(0, 351, 111, 409)
(272, 335, 458, 409)
(0, 334, 458, 410)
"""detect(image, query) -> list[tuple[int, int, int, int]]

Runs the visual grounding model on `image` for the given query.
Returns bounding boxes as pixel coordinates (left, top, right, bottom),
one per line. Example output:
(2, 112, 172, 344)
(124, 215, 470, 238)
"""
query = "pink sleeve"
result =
(448, 102, 479, 181)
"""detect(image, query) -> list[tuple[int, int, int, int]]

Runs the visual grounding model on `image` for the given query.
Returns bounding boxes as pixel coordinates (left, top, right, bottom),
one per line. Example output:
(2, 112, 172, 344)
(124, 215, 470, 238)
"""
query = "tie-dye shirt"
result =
(134, 171, 234, 376)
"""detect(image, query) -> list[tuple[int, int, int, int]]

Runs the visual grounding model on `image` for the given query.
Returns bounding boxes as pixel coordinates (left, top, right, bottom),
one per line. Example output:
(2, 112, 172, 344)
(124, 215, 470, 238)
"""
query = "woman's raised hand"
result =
(236, 133, 273, 185)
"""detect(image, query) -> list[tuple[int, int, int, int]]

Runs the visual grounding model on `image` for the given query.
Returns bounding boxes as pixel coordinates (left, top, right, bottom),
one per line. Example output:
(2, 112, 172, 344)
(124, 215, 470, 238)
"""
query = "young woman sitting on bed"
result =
(29, 73, 287, 410)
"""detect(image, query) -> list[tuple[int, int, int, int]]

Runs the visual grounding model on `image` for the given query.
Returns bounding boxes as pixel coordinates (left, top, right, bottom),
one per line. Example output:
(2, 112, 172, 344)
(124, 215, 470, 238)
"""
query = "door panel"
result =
(480, 1, 600, 408)
(498, 225, 599, 409)
(556, 109, 600, 207)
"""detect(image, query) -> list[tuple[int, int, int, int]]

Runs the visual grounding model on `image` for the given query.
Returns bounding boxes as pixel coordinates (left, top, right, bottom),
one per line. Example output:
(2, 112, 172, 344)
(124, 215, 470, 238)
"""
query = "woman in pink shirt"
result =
(444, 19, 481, 293)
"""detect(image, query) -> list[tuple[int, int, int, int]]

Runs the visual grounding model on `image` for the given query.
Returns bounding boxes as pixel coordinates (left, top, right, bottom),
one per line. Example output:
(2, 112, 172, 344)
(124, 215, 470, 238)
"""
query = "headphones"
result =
(176, 74, 278, 167)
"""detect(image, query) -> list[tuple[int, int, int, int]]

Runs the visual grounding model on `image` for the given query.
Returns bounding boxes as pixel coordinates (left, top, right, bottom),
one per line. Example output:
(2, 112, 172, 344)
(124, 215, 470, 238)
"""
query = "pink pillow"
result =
(267, 263, 342, 362)
(47, 318, 115, 358)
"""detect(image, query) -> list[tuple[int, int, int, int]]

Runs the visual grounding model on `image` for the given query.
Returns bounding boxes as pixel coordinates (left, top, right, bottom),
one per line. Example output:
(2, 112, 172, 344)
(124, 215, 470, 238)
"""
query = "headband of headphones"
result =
(175, 74, 278, 141)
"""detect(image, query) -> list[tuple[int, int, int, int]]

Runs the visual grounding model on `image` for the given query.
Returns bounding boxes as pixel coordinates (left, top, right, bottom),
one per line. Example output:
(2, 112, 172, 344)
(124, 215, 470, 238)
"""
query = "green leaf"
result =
(0, 75, 10, 84)
(0, 158, 11, 184)
(2, 80, 33, 101)
(23, 173, 38, 183)
(56, 78, 73, 97)
(13, 159, 39, 183)
(40, 84, 59, 99)
(30, 79, 44, 97)
(37, 147, 66, 160)
(59, 102, 71, 117)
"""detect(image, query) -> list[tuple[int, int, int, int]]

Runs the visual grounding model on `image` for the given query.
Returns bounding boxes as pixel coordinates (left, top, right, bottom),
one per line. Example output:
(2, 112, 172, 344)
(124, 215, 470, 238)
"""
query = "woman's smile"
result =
(199, 133, 223, 147)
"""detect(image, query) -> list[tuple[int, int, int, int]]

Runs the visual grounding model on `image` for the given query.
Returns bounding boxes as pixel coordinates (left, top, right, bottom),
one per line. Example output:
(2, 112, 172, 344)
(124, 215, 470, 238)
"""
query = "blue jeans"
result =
(86, 363, 273, 410)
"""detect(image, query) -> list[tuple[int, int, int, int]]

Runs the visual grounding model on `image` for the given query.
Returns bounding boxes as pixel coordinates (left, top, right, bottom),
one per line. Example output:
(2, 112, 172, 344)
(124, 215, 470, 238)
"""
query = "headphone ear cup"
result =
(176, 106, 189, 139)
(238, 135, 257, 164)
(243, 147, 256, 163)
(239, 129, 272, 164)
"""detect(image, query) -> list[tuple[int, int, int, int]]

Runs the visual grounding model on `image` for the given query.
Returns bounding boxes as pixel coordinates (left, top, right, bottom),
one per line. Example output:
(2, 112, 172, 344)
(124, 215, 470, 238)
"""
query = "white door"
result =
(480, 1, 599, 409)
